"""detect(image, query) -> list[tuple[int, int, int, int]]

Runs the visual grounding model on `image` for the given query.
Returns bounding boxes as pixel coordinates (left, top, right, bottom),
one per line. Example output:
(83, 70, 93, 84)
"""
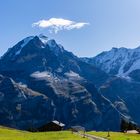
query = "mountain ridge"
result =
(81, 46, 140, 82)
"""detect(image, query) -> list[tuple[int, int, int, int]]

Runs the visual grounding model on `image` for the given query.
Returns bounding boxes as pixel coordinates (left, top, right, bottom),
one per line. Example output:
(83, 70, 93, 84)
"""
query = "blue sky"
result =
(1, 0, 140, 57)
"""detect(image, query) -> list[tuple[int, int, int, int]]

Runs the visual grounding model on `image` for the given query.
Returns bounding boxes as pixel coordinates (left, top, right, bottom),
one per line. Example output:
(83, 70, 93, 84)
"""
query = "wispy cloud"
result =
(32, 18, 89, 33)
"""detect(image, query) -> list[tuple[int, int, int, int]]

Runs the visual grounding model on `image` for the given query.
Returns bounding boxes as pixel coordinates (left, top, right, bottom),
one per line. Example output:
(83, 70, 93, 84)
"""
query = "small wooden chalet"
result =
(37, 120, 65, 132)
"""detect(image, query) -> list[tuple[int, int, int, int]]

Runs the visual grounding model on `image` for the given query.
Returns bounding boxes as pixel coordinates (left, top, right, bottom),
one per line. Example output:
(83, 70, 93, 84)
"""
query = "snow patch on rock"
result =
(38, 34, 48, 44)
(30, 71, 52, 79)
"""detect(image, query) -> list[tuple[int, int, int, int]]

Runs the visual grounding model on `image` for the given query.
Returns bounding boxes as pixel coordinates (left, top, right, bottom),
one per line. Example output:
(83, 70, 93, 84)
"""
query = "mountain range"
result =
(82, 47, 140, 126)
(82, 47, 140, 80)
(0, 35, 140, 131)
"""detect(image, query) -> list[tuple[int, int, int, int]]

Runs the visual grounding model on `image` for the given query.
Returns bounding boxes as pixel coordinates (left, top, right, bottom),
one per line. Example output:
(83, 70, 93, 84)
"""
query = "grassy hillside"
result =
(88, 131, 140, 140)
(0, 126, 87, 140)
(1, 126, 140, 140)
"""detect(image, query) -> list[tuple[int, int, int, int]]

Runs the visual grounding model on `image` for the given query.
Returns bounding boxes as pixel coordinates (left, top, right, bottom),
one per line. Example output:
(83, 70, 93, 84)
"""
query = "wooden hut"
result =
(37, 120, 65, 132)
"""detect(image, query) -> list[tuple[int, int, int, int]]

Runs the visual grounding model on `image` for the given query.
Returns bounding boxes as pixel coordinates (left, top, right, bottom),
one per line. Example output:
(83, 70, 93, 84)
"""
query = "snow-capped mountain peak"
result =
(15, 36, 34, 55)
(82, 47, 140, 81)
(1, 35, 65, 60)
(1, 36, 34, 59)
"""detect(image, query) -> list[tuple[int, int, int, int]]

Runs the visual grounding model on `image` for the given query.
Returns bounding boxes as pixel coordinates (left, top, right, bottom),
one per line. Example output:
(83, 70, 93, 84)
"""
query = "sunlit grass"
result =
(1, 126, 140, 140)
(0, 126, 88, 140)
(88, 131, 140, 140)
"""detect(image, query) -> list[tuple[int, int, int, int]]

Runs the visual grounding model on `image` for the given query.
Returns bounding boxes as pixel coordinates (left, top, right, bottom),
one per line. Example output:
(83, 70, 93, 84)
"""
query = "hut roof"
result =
(52, 120, 65, 127)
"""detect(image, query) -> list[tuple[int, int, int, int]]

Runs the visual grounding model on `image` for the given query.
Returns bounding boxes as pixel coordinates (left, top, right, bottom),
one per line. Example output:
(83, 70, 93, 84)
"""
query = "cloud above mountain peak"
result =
(32, 18, 89, 34)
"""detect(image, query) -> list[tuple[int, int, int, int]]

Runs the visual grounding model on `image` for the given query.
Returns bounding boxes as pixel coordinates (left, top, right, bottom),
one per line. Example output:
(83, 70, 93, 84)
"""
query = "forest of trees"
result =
(120, 119, 140, 133)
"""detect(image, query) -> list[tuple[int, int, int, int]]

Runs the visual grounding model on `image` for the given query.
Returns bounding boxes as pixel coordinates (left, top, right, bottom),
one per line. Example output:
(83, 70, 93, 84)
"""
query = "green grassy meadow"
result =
(0, 126, 140, 140)
(88, 131, 140, 140)
(0, 126, 87, 140)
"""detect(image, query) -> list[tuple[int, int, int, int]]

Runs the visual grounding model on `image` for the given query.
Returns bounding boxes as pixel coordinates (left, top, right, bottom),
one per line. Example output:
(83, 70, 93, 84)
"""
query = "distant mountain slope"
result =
(81, 46, 140, 126)
(82, 47, 140, 81)
(99, 76, 140, 125)
(0, 35, 121, 131)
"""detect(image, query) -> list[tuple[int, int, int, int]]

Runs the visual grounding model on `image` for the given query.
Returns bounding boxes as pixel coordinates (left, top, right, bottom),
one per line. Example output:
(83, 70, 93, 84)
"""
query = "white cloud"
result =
(32, 18, 89, 33)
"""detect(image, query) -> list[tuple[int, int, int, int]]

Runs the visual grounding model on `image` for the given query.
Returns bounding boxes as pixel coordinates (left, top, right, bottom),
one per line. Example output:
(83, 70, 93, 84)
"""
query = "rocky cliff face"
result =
(0, 74, 53, 129)
(0, 35, 121, 131)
